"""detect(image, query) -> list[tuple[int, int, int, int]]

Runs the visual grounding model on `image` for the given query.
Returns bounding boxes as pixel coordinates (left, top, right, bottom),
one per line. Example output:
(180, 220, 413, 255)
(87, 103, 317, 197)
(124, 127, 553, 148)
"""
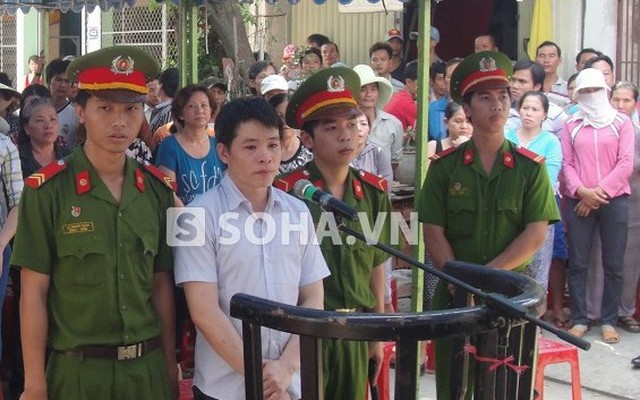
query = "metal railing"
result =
(231, 261, 547, 400)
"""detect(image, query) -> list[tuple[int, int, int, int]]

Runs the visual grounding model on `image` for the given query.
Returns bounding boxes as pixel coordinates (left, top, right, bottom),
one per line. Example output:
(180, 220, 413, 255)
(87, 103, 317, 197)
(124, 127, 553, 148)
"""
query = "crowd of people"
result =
(0, 25, 636, 400)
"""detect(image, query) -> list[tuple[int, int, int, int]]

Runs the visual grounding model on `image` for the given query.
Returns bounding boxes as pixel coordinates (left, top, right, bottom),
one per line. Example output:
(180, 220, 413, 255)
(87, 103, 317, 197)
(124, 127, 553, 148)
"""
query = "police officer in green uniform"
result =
(275, 67, 394, 400)
(12, 46, 178, 400)
(416, 51, 559, 400)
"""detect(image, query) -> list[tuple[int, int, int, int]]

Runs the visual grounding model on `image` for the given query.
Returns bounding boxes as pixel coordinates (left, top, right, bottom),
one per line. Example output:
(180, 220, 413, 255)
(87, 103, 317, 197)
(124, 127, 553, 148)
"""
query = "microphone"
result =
(293, 179, 358, 221)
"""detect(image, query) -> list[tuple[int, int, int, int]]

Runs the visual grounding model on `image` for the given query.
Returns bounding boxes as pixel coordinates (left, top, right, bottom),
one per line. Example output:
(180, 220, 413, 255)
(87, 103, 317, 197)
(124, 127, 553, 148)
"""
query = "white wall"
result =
(583, 0, 617, 64)
(552, 0, 583, 79)
(16, 8, 42, 80)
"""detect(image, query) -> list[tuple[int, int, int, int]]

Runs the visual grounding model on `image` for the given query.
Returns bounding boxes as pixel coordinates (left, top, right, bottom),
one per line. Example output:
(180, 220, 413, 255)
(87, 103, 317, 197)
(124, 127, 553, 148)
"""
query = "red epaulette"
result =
(273, 168, 310, 192)
(428, 146, 458, 162)
(25, 160, 67, 189)
(357, 169, 387, 192)
(516, 147, 546, 164)
(143, 162, 177, 192)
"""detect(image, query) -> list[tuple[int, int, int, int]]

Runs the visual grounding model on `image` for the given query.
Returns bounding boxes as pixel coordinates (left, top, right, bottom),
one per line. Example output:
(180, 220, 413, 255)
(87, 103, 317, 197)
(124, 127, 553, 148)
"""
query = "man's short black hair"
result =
(45, 59, 71, 85)
(157, 67, 179, 98)
(429, 61, 446, 82)
(575, 48, 602, 64)
(215, 97, 282, 148)
(536, 40, 562, 58)
(307, 33, 331, 47)
(248, 61, 275, 80)
(369, 42, 393, 59)
(404, 61, 418, 82)
(513, 59, 546, 88)
(584, 54, 615, 73)
(0, 72, 12, 88)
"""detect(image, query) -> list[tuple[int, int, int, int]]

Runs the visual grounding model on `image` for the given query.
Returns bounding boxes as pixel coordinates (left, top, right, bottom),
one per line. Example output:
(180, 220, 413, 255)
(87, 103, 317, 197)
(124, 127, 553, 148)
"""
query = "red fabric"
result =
(77, 66, 147, 91)
(384, 90, 416, 131)
(433, 0, 495, 59)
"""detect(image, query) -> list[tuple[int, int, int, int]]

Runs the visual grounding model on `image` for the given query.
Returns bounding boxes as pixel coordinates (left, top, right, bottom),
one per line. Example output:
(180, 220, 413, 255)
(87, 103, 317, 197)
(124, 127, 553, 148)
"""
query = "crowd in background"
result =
(0, 24, 638, 398)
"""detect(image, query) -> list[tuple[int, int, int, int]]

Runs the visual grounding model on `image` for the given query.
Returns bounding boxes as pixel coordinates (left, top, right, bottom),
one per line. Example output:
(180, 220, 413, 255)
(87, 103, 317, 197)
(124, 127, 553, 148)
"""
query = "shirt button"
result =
(121, 304, 127, 311)
(124, 334, 130, 341)
(120, 274, 125, 280)
(118, 242, 123, 248)
(118, 211, 123, 217)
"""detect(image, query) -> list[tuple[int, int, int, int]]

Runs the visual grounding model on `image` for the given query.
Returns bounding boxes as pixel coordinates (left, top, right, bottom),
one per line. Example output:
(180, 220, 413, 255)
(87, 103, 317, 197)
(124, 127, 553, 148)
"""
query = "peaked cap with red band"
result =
(67, 45, 161, 103)
(286, 67, 361, 129)
(450, 51, 513, 104)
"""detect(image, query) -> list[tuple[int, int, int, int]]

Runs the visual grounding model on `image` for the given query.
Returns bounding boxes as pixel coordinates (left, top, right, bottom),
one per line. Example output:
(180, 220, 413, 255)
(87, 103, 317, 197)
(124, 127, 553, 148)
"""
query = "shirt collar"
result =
(220, 173, 280, 213)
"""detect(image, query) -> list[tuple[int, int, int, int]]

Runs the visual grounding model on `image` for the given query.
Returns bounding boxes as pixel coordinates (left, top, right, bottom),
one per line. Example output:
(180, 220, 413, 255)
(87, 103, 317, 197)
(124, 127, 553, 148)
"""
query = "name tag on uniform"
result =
(62, 222, 95, 235)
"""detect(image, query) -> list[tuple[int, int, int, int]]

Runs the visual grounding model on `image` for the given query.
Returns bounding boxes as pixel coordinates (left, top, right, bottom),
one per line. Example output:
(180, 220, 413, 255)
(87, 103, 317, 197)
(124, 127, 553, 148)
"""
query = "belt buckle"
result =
(117, 344, 141, 360)
(335, 308, 356, 313)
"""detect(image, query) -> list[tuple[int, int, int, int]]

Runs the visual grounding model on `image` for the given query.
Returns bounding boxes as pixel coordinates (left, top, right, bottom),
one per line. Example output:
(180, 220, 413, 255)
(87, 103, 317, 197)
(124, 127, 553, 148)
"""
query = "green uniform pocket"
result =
(56, 234, 106, 288)
(446, 197, 475, 238)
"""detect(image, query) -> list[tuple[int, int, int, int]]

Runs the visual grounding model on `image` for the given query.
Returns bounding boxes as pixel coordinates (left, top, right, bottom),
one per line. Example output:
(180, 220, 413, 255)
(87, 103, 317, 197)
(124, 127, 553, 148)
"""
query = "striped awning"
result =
(0, 0, 411, 15)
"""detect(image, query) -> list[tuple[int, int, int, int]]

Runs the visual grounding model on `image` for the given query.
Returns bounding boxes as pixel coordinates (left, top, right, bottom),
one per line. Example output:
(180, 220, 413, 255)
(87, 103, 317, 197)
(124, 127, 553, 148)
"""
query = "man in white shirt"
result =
(535, 41, 570, 106)
(174, 98, 329, 400)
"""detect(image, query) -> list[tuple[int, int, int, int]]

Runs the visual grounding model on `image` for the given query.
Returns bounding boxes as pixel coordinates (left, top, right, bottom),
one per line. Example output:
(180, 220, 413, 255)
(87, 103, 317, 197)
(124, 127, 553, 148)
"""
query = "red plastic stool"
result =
(535, 338, 582, 400)
(367, 342, 396, 400)
(179, 378, 194, 400)
(425, 340, 435, 373)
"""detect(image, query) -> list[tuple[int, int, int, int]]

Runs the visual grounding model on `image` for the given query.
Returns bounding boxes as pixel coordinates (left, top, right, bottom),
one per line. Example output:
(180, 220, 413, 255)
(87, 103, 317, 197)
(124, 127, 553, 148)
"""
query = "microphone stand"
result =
(334, 217, 591, 351)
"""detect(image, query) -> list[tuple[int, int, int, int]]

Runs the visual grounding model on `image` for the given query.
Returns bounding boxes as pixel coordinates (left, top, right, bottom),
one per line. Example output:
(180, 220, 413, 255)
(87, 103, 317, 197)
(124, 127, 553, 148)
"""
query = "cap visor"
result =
(465, 79, 510, 96)
(305, 104, 359, 124)
(88, 89, 146, 104)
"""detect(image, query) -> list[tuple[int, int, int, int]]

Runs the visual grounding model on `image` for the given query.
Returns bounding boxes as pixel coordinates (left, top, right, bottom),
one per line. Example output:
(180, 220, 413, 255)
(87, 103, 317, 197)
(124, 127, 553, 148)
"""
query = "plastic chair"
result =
(534, 338, 582, 400)
(367, 342, 396, 400)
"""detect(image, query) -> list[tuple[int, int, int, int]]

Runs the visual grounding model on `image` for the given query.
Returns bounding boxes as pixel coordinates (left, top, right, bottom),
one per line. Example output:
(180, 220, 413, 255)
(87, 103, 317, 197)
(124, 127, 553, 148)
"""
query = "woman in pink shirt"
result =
(560, 68, 635, 343)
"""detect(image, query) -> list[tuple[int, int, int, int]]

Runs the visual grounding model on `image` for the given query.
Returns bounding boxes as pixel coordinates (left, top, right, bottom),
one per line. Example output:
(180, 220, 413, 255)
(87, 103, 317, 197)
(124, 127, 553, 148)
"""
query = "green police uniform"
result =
(417, 140, 559, 400)
(418, 139, 559, 271)
(275, 162, 393, 400)
(11, 46, 175, 400)
(417, 51, 560, 400)
(11, 148, 175, 399)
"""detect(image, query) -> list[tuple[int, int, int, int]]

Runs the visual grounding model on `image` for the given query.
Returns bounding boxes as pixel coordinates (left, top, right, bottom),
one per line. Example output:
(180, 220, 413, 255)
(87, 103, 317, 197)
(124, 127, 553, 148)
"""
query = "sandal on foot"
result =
(618, 316, 640, 333)
(552, 317, 569, 329)
(601, 325, 620, 344)
(568, 324, 588, 338)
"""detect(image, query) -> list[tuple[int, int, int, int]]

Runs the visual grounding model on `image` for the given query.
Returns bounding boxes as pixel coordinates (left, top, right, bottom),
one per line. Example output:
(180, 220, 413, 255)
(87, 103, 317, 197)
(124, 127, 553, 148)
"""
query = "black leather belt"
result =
(57, 336, 162, 361)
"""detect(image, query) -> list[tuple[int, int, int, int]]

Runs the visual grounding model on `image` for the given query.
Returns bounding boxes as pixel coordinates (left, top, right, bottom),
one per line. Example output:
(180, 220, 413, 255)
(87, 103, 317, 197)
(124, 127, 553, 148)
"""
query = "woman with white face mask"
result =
(560, 68, 635, 344)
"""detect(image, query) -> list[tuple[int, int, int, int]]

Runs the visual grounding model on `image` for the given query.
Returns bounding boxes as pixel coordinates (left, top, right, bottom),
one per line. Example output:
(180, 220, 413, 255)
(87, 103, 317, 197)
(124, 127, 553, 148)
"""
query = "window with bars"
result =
(0, 15, 17, 87)
(617, 0, 640, 84)
(101, 0, 179, 68)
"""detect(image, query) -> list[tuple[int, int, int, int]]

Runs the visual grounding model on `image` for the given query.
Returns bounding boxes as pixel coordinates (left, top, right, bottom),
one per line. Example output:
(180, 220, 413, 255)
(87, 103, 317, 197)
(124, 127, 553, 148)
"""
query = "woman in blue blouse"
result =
(505, 91, 562, 294)
(155, 85, 225, 205)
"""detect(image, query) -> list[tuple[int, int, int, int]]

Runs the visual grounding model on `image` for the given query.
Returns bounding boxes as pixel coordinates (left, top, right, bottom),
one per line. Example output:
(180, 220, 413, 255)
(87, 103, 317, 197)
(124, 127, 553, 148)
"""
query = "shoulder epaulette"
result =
(428, 146, 458, 162)
(516, 147, 545, 164)
(25, 160, 67, 189)
(143, 162, 177, 192)
(274, 168, 310, 192)
(357, 169, 387, 192)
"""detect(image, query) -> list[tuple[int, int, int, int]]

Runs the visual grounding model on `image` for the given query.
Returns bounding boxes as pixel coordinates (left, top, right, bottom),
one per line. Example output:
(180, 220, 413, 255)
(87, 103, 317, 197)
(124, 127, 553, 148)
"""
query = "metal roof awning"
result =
(0, 0, 411, 15)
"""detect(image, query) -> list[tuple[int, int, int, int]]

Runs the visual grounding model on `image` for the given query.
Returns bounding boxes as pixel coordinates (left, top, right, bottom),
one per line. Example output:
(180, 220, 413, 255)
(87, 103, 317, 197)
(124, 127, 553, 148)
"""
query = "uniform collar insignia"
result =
(463, 148, 474, 165)
(502, 152, 515, 168)
(75, 170, 91, 195)
(353, 178, 364, 200)
(135, 169, 145, 192)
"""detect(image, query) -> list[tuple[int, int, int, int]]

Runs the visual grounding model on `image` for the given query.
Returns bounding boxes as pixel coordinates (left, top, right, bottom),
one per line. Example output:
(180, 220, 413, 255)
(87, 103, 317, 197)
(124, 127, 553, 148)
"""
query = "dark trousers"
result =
(565, 196, 629, 326)
(192, 386, 218, 400)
